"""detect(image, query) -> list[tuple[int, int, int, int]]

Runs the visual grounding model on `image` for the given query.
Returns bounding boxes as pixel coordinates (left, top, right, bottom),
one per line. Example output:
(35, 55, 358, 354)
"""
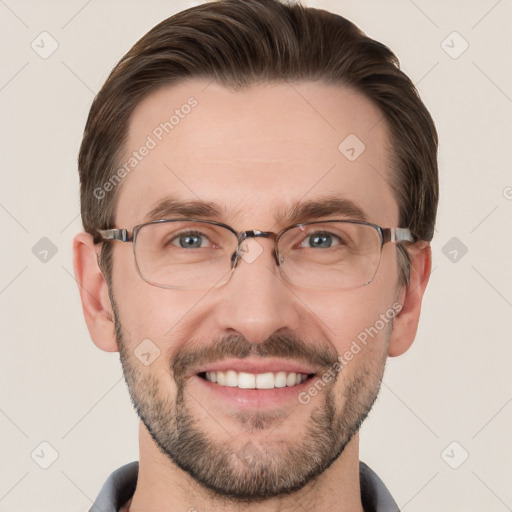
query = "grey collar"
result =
(90, 460, 399, 512)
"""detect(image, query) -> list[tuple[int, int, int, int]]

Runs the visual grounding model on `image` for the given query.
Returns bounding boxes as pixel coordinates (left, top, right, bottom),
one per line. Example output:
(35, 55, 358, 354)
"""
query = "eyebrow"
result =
(142, 195, 368, 226)
(278, 196, 368, 225)
(144, 196, 222, 223)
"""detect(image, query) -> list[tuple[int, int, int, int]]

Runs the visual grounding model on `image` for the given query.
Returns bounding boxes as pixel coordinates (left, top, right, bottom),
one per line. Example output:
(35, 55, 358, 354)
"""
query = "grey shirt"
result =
(90, 460, 400, 512)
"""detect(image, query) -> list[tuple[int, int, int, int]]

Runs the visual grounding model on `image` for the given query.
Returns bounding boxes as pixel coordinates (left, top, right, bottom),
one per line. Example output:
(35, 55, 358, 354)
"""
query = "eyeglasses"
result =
(97, 219, 414, 290)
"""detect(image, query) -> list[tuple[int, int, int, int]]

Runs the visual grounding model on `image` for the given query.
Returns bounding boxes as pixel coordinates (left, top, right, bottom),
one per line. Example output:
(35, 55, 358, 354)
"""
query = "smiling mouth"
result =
(198, 370, 316, 389)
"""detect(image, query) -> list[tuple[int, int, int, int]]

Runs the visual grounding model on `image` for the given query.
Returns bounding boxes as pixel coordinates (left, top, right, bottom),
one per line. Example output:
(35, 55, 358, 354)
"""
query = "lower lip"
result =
(192, 375, 314, 409)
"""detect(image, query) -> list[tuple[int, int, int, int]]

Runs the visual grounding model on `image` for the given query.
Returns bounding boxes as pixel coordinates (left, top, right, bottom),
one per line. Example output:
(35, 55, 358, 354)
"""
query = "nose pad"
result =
(273, 248, 281, 267)
(230, 249, 240, 268)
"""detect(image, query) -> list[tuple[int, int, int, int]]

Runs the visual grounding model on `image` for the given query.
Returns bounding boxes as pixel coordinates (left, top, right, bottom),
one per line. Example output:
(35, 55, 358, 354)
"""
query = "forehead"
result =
(114, 79, 398, 229)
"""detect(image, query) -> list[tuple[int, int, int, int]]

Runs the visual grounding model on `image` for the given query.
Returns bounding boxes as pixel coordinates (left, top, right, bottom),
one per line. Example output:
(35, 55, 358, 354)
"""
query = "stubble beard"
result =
(111, 296, 389, 502)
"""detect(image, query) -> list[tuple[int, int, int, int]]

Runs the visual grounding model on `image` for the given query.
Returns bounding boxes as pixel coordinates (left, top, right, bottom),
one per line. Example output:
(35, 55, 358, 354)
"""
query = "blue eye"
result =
(171, 231, 209, 248)
(301, 231, 341, 248)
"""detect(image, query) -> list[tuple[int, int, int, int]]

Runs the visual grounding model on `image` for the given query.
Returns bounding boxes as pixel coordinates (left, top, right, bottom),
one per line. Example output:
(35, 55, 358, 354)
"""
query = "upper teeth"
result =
(204, 371, 308, 389)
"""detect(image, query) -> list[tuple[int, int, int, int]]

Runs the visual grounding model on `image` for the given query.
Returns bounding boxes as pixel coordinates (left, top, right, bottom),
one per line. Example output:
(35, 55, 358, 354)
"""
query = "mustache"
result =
(172, 333, 340, 382)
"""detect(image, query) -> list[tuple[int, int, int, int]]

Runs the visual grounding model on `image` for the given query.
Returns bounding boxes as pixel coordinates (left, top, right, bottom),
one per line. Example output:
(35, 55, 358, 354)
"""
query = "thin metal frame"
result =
(97, 218, 415, 289)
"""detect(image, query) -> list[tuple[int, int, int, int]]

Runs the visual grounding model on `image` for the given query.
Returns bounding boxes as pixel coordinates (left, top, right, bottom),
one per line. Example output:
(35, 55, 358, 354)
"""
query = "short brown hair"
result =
(78, 0, 438, 286)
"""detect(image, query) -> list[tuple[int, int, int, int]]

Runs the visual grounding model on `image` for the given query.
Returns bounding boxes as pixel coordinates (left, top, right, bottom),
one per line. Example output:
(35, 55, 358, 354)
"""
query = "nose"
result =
(213, 237, 301, 344)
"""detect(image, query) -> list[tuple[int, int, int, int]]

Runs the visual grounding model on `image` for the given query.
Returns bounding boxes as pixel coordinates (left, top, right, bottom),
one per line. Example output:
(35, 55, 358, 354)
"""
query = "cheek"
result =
(290, 254, 399, 370)
(110, 249, 213, 356)
(294, 283, 397, 347)
(110, 247, 174, 342)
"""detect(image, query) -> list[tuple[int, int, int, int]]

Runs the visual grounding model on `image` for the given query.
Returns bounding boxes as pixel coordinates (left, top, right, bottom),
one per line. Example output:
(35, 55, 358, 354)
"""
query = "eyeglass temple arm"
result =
(382, 227, 415, 244)
(97, 228, 132, 242)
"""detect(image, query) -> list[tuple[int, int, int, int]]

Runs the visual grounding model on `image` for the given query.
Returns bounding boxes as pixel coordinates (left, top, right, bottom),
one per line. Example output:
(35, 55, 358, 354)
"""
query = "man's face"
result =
(108, 80, 402, 499)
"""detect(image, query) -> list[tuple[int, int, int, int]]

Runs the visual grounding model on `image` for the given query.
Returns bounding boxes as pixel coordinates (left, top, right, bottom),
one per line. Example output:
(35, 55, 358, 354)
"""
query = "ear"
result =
(388, 242, 432, 357)
(72, 232, 119, 352)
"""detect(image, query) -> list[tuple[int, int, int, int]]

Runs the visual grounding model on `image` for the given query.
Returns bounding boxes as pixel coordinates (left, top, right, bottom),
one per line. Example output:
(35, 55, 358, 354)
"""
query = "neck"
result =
(125, 422, 365, 512)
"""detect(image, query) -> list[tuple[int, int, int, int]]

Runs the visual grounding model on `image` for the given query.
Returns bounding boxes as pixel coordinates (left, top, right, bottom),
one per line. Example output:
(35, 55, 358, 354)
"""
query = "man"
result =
(73, 0, 438, 510)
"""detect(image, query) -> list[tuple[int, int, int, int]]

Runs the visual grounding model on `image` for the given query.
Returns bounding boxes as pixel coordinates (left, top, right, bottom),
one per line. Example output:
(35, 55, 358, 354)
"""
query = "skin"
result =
(73, 80, 431, 512)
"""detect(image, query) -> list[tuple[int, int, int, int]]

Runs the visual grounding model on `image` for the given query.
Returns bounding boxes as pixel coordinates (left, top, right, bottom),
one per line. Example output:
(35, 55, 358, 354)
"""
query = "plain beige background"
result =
(1, 1, 511, 511)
